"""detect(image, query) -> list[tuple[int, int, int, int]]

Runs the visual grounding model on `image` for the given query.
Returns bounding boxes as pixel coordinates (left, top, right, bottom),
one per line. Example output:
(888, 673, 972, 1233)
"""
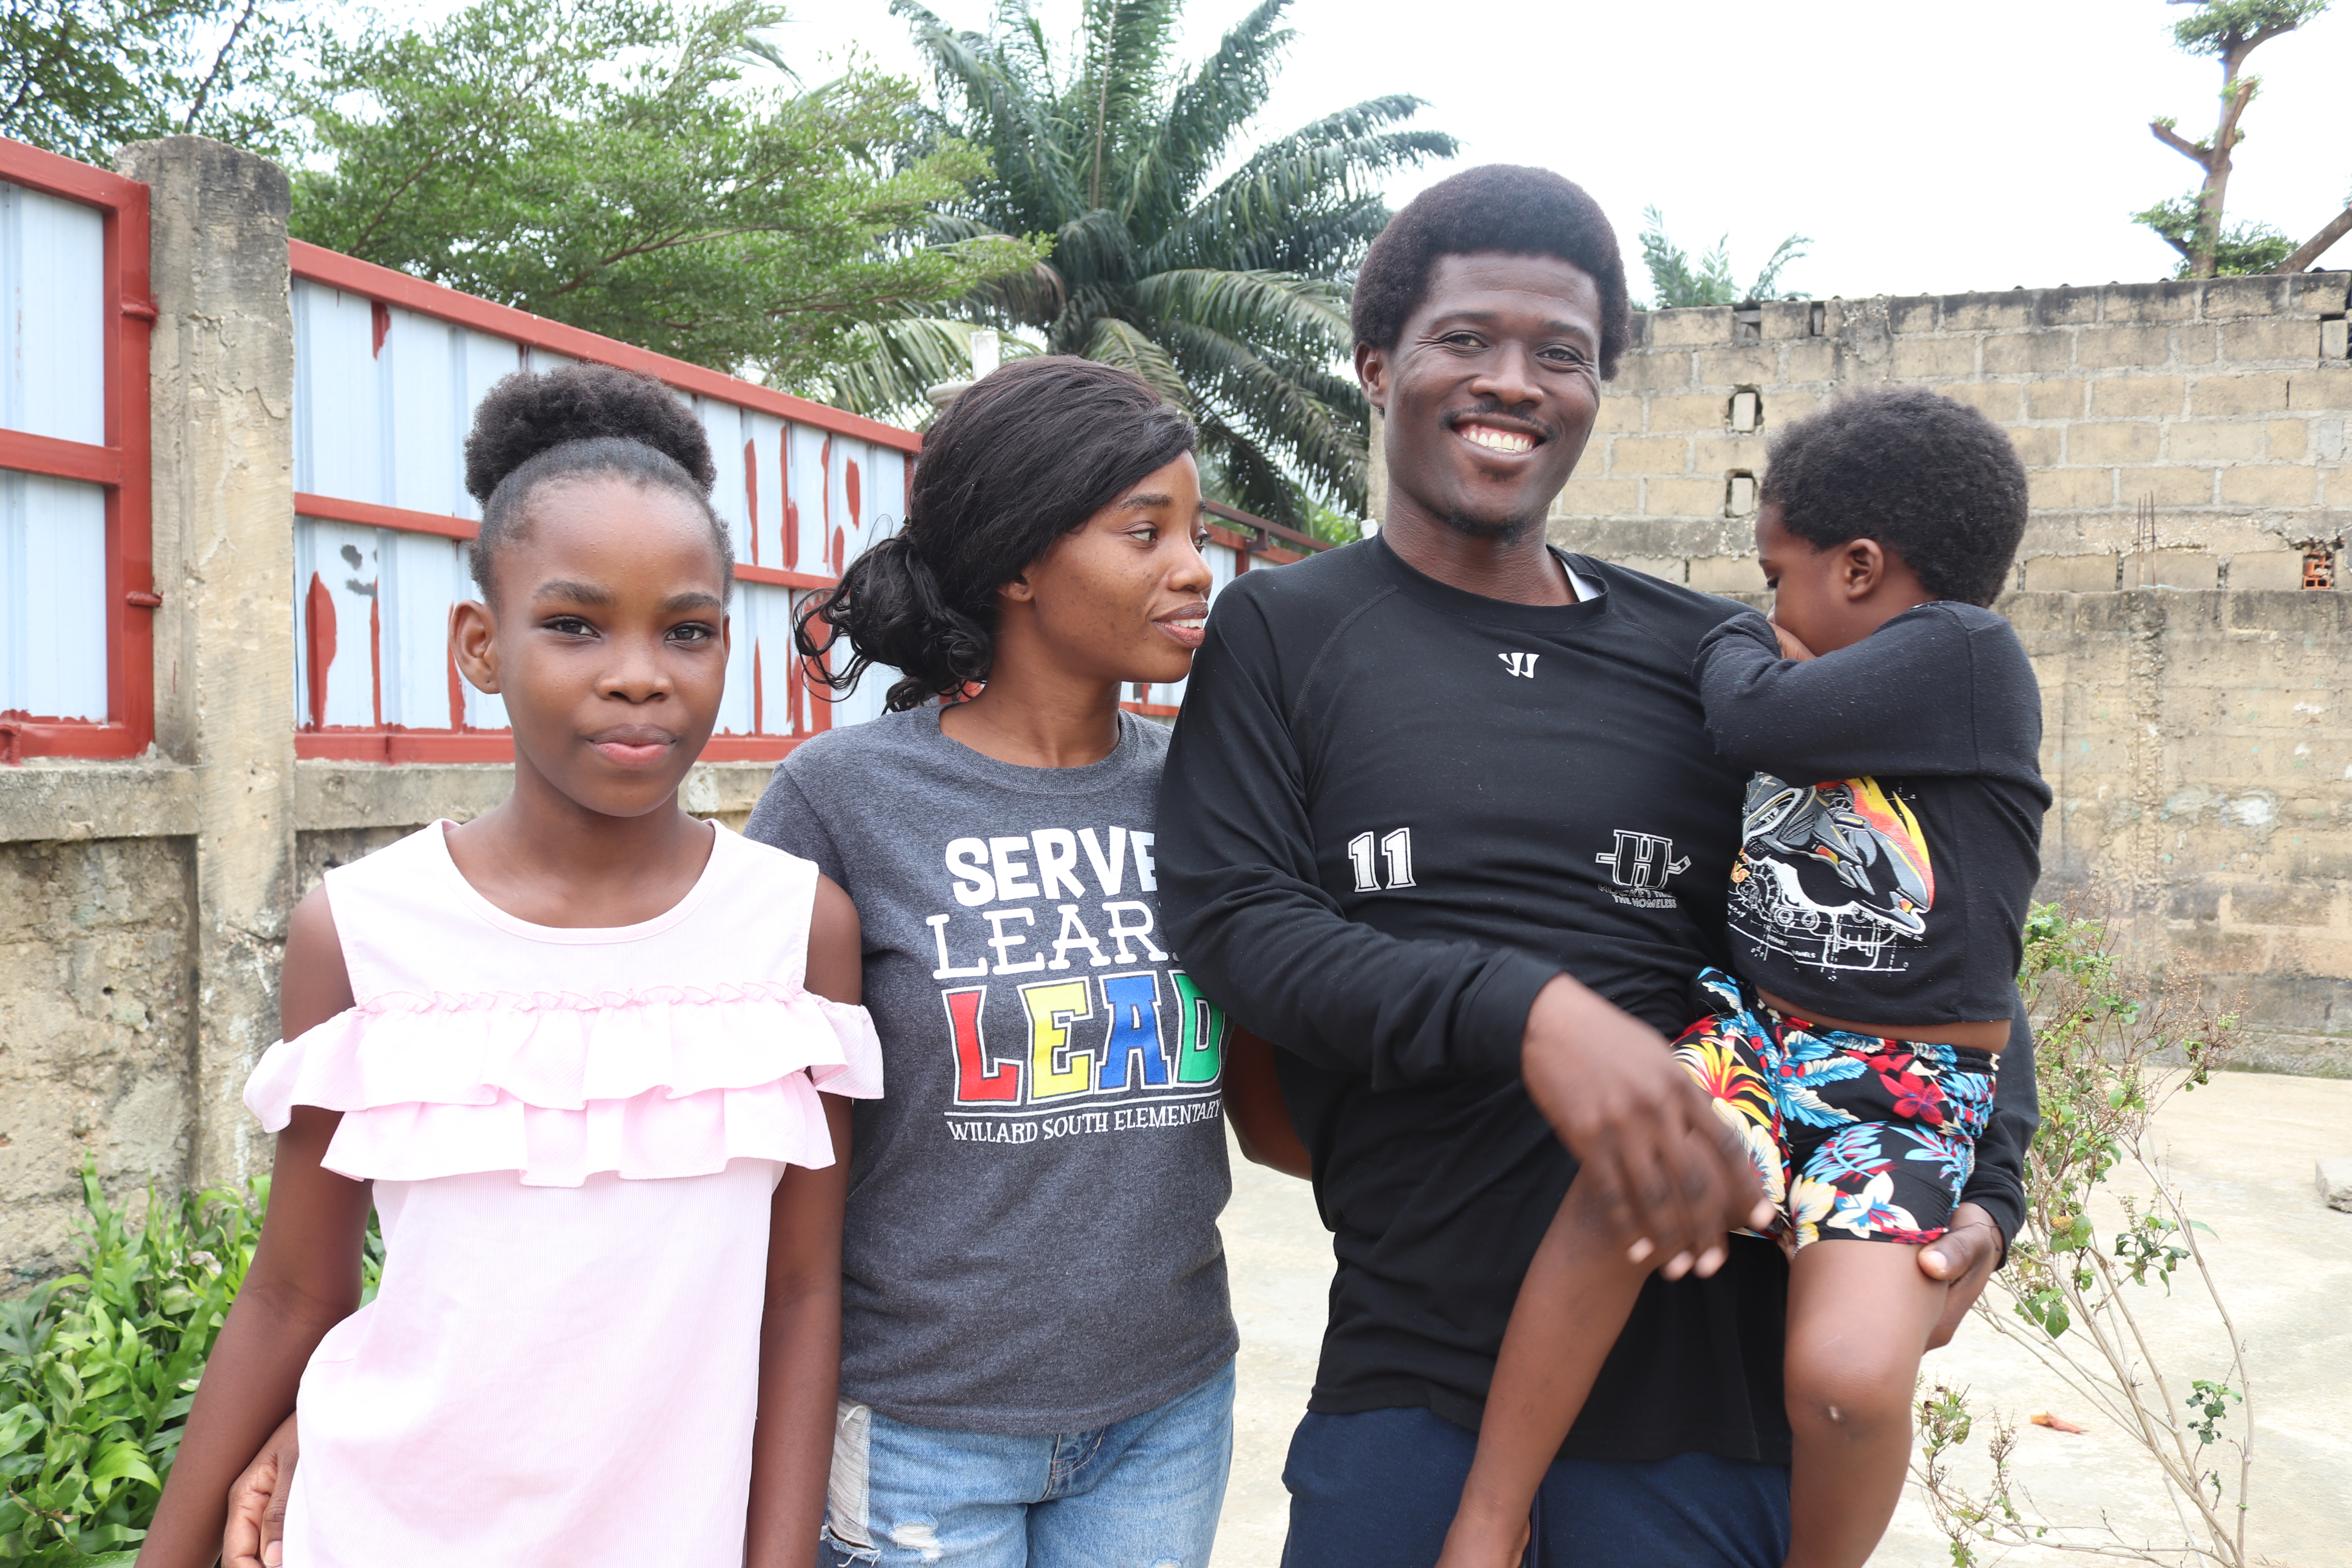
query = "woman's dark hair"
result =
(797, 356, 1197, 712)
(1351, 165, 1634, 379)
(1761, 386, 2031, 608)
(461, 362, 731, 601)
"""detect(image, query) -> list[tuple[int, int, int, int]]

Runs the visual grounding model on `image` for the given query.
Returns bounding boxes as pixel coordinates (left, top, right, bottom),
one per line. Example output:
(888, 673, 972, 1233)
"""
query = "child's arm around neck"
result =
(136, 891, 370, 1568)
(1693, 604, 1994, 788)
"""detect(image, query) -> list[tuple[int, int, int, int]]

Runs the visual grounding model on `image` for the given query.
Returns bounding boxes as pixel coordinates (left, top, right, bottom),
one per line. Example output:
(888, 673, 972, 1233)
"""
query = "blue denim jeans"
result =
(818, 1359, 1235, 1568)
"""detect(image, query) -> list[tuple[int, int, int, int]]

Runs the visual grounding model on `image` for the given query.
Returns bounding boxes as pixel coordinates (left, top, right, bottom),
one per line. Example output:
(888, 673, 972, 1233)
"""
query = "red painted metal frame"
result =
(288, 494, 824, 763)
(285, 242, 901, 761)
(1202, 498, 1325, 561)
(0, 136, 154, 763)
(289, 241, 922, 455)
(297, 491, 841, 595)
(280, 243, 1332, 758)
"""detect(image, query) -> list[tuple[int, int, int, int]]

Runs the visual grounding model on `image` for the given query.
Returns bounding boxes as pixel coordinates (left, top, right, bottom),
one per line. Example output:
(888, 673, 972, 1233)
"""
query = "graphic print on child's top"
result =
(1677, 967, 1997, 1258)
(140, 364, 878, 1568)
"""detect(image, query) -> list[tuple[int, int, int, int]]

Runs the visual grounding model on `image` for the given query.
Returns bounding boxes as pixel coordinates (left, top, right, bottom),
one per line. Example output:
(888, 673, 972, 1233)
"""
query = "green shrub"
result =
(0, 1167, 379, 1566)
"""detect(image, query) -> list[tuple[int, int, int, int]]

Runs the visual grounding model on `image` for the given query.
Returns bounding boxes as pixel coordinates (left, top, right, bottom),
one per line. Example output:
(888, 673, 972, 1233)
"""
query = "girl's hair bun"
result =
(463, 362, 717, 505)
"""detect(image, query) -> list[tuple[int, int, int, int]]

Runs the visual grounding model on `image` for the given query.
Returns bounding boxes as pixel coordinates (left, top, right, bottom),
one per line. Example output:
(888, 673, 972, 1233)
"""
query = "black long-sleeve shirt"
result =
(1156, 535, 2039, 1462)
(1694, 606, 2051, 1026)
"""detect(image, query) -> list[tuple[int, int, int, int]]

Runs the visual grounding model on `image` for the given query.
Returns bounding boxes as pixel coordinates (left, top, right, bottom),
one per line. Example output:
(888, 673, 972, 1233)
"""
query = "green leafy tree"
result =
(0, 0, 298, 164)
(287, 0, 1049, 386)
(1636, 207, 1808, 309)
(844, 0, 1456, 528)
(2135, 0, 2342, 278)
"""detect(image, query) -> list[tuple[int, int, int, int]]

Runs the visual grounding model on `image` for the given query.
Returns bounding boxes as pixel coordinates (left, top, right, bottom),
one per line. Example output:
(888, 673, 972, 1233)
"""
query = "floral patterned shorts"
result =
(1672, 967, 1998, 1256)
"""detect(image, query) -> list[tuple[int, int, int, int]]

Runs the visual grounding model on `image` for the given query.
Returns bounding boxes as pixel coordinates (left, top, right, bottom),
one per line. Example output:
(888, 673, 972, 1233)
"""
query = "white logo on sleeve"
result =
(1596, 829, 1689, 909)
(1499, 652, 1540, 679)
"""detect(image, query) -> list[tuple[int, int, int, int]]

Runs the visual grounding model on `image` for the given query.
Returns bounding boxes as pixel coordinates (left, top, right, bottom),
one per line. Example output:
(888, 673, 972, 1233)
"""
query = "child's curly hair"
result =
(461, 362, 730, 601)
(1762, 387, 2030, 607)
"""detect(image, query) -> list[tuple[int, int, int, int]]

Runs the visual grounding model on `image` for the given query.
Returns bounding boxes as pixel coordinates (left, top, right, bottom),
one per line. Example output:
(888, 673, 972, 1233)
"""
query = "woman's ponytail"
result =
(795, 534, 993, 714)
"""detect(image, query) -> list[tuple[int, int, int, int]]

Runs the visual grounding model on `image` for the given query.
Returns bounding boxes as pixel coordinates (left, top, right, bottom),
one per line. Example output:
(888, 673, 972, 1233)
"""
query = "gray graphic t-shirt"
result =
(745, 706, 1236, 1435)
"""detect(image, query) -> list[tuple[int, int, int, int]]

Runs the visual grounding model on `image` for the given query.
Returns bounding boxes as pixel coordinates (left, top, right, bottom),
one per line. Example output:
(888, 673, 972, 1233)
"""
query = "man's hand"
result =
(223, 1412, 298, 1568)
(1520, 975, 1772, 1279)
(1919, 1203, 2002, 1350)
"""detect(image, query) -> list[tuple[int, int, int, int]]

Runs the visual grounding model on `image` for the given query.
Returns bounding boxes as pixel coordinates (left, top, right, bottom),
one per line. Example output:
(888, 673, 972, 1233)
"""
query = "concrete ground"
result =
(1211, 1072, 2352, 1568)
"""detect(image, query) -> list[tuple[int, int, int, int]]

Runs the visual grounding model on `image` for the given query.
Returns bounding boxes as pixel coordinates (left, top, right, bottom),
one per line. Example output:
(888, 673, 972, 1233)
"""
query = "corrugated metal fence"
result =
(283, 241, 920, 763)
(1, 133, 1321, 765)
(0, 140, 152, 761)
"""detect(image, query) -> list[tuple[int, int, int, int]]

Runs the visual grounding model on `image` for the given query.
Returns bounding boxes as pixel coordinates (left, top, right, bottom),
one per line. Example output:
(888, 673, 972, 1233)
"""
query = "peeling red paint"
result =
(446, 645, 465, 729)
(743, 439, 759, 565)
(820, 436, 833, 570)
(371, 301, 390, 358)
(369, 595, 383, 728)
(782, 431, 798, 569)
(846, 458, 861, 543)
(304, 572, 336, 729)
(752, 639, 764, 735)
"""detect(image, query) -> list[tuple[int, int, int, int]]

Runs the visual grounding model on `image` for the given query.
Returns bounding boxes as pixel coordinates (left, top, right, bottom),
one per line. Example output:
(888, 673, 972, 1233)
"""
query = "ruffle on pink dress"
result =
(247, 981, 879, 1185)
(245, 821, 878, 1568)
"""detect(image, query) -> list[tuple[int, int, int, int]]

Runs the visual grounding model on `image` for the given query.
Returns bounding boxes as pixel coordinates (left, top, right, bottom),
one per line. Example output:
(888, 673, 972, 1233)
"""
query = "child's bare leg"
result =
(1781, 1239, 1948, 1568)
(1436, 1178, 1653, 1568)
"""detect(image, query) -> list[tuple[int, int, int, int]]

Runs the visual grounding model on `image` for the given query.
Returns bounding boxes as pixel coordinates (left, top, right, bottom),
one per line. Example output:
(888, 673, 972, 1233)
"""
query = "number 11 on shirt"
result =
(1347, 829, 1416, 892)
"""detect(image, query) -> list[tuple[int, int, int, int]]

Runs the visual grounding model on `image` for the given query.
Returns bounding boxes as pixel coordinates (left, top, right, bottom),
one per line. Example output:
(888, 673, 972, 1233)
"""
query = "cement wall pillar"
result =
(117, 136, 296, 1187)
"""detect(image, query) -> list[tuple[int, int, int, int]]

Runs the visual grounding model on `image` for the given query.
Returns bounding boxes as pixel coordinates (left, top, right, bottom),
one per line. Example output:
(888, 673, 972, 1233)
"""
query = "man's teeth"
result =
(1463, 425, 1534, 454)
(1171, 617, 1205, 630)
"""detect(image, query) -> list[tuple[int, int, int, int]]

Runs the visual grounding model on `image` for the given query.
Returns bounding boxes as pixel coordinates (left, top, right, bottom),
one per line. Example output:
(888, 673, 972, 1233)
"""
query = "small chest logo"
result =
(1597, 829, 1689, 909)
(1498, 651, 1541, 679)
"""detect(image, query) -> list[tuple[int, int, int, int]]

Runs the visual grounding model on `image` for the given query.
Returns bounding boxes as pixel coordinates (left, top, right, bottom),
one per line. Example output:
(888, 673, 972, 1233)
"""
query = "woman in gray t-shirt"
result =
(746, 358, 1239, 1568)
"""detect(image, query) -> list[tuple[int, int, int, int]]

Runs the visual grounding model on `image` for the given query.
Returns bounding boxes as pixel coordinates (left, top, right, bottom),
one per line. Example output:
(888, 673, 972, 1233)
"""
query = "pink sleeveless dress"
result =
(242, 821, 881, 1567)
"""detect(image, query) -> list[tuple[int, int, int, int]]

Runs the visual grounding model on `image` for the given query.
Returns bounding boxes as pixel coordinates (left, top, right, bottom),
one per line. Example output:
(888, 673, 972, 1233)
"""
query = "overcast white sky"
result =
(772, 0, 2352, 301)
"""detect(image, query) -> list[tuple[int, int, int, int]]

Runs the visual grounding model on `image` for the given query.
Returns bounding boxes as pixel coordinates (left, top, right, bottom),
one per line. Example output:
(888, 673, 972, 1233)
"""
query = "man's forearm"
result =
(1956, 991, 2042, 1255)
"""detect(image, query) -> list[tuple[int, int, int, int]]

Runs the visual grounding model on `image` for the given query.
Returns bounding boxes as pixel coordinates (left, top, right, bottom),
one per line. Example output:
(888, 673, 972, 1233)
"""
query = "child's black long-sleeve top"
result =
(1693, 603, 2051, 1026)
(1155, 537, 2042, 1463)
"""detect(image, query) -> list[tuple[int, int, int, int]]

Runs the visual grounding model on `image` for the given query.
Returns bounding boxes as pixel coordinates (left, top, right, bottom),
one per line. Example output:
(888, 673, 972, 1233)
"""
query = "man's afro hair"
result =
(1761, 386, 2031, 608)
(1351, 165, 1633, 379)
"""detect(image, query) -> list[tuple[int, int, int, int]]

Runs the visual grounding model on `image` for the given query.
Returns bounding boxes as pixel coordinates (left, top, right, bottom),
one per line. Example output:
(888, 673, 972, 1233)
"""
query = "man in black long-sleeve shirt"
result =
(1155, 166, 2038, 1567)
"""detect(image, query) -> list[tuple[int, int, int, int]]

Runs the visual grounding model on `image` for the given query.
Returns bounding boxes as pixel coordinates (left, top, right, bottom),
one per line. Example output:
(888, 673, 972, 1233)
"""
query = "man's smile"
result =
(1450, 415, 1546, 457)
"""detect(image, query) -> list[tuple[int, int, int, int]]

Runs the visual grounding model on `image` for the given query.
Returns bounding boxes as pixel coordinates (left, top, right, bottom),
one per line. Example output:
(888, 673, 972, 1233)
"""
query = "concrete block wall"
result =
(1553, 274, 2352, 590)
(2014, 589, 2350, 1073)
(1547, 276, 2352, 1067)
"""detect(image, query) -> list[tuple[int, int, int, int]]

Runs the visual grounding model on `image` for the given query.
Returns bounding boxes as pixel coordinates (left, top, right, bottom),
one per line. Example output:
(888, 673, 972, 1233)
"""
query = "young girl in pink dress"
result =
(134, 364, 879, 1568)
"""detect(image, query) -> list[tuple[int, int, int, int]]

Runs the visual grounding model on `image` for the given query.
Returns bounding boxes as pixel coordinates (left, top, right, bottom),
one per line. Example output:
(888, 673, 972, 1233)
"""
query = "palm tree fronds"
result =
(1130, 267, 1350, 361)
(1084, 316, 1194, 412)
(1124, 0, 1293, 228)
(857, 0, 1454, 516)
(824, 315, 1040, 423)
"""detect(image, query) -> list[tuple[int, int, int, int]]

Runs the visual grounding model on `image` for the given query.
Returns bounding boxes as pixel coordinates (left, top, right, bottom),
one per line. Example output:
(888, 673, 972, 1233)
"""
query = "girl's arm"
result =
(744, 875, 860, 1568)
(138, 890, 371, 1568)
(1224, 1026, 1310, 1179)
